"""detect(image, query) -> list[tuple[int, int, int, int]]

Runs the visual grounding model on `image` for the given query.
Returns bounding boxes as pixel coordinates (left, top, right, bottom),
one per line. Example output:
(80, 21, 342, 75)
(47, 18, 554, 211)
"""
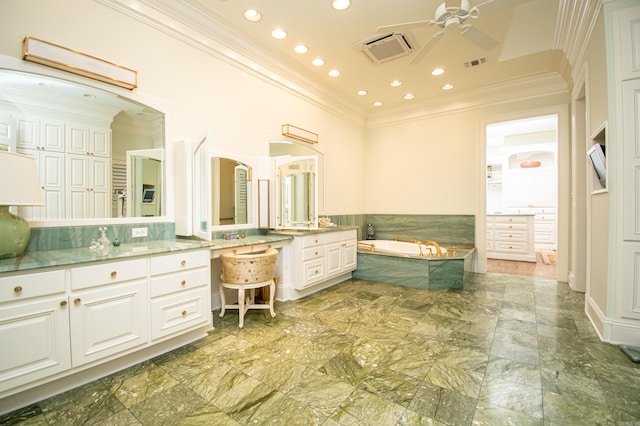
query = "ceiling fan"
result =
(376, 0, 499, 64)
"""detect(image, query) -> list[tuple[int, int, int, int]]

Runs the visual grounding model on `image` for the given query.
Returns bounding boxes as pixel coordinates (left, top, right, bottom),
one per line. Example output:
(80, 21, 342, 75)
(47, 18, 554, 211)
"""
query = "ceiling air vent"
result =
(464, 57, 487, 67)
(357, 33, 413, 64)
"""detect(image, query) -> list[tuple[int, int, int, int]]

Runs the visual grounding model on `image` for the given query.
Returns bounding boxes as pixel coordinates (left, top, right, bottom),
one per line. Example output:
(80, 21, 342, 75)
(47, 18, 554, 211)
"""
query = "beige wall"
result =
(0, 0, 367, 219)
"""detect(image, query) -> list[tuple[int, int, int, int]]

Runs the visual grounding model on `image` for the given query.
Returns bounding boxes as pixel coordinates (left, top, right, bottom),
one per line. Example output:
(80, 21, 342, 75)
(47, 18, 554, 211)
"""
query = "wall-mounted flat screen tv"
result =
(588, 143, 606, 187)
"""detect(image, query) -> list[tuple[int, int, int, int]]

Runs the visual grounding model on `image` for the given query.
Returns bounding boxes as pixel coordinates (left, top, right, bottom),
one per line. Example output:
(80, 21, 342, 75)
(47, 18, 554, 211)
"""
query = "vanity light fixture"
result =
(271, 28, 287, 39)
(332, 0, 351, 11)
(282, 124, 318, 144)
(243, 9, 262, 21)
(328, 69, 340, 77)
(0, 151, 44, 259)
(442, 83, 454, 90)
(431, 68, 445, 76)
(23, 35, 137, 90)
(312, 58, 325, 66)
(294, 44, 308, 54)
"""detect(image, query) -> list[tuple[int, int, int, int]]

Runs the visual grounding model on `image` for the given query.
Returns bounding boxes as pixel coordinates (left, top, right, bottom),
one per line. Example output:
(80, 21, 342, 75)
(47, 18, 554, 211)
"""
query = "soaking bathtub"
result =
(354, 240, 475, 290)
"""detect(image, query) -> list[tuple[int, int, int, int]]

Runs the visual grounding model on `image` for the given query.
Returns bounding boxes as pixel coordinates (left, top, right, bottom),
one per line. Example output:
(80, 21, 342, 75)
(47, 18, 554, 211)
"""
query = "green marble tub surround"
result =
(362, 214, 475, 247)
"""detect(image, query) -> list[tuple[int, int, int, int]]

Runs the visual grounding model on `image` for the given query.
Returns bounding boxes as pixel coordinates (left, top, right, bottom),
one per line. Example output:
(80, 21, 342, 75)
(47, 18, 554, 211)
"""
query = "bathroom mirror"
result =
(0, 68, 165, 222)
(269, 140, 323, 214)
(193, 132, 254, 239)
(275, 156, 318, 229)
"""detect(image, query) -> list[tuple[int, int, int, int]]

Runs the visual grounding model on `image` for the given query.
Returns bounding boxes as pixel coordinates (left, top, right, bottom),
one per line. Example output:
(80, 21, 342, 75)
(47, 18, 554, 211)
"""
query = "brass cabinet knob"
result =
(110, 271, 117, 279)
(181, 260, 187, 267)
(74, 298, 81, 304)
(60, 300, 68, 307)
(181, 280, 186, 286)
(14, 286, 22, 293)
(181, 310, 187, 316)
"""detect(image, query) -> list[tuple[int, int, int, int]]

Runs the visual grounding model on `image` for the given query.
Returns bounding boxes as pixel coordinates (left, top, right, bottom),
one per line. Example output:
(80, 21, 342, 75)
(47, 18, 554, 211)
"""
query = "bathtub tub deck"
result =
(353, 246, 476, 290)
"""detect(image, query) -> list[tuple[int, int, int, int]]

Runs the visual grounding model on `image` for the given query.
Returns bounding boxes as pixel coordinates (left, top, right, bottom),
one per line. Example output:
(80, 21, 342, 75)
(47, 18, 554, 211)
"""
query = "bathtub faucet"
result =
(424, 240, 442, 257)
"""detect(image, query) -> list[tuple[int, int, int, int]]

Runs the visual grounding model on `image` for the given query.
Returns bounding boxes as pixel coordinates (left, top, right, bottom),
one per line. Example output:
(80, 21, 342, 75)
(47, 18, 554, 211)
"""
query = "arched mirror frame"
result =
(0, 55, 169, 227)
(193, 129, 257, 240)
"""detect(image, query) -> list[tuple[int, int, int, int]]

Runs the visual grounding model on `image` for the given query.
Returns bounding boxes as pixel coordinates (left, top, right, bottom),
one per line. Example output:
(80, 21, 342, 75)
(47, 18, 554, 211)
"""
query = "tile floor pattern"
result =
(3, 273, 640, 425)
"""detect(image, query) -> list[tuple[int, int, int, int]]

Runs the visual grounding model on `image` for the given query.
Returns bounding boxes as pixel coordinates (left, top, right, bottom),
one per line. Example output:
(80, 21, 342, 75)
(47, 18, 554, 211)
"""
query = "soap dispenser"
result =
(98, 226, 110, 247)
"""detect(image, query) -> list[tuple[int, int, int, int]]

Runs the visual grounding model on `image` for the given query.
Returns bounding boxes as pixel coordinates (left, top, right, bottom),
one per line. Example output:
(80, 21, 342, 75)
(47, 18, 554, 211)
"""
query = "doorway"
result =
(485, 115, 558, 279)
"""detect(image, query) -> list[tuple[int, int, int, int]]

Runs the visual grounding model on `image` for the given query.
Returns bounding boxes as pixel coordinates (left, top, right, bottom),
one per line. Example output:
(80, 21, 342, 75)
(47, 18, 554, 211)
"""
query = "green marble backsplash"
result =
(327, 214, 475, 246)
(27, 222, 176, 252)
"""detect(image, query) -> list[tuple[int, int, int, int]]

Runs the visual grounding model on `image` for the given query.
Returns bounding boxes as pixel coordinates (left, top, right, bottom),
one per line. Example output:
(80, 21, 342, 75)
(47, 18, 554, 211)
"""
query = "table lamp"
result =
(0, 151, 44, 259)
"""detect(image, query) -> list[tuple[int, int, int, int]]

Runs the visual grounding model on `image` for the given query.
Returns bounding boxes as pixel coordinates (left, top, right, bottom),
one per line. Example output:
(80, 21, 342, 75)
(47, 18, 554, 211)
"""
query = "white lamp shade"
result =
(0, 151, 44, 206)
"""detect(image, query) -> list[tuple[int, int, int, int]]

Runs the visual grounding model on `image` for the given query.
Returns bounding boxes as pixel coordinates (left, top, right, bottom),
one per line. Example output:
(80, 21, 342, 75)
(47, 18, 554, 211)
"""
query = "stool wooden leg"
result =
(219, 283, 226, 318)
(238, 287, 245, 328)
(269, 280, 276, 318)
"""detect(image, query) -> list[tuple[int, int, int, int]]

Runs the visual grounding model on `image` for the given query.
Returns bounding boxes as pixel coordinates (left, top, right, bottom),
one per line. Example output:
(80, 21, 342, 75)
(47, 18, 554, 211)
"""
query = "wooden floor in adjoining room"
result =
(486, 251, 556, 279)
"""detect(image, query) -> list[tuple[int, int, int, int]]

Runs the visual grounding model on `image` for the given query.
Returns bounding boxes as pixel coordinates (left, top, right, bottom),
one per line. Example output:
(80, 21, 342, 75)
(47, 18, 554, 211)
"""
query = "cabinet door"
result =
(503, 169, 531, 208)
(16, 117, 39, 150)
(69, 280, 148, 367)
(326, 242, 343, 277)
(66, 123, 90, 155)
(91, 128, 111, 157)
(531, 168, 556, 207)
(17, 149, 65, 220)
(66, 154, 90, 219)
(91, 157, 111, 218)
(41, 119, 65, 152)
(0, 297, 71, 392)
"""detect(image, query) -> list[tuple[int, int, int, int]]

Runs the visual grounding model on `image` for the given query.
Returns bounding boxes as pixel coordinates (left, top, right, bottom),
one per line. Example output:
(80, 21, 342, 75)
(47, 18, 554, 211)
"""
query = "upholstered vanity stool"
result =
(219, 248, 278, 328)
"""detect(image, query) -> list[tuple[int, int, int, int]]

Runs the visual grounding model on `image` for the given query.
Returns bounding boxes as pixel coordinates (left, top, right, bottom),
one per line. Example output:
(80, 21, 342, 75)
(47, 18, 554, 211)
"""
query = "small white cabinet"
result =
(486, 215, 536, 262)
(291, 229, 357, 290)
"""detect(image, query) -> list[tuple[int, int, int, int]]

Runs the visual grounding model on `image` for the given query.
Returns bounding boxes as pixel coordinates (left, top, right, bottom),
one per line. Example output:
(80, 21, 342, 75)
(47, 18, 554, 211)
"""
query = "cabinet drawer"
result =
(71, 259, 146, 291)
(535, 232, 556, 243)
(150, 268, 208, 298)
(303, 246, 325, 261)
(301, 235, 325, 248)
(494, 221, 528, 231)
(535, 221, 555, 232)
(0, 270, 65, 302)
(150, 287, 210, 340)
(150, 250, 209, 276)
(486, 241, 495, 252)
(494, 230, 527, 242)
(494, 215, 529, 225)
(535, 214, 554, 223)
(486, 229, 494, 240)
(494, 241, 528, 254)
(303, 259, 325, 286)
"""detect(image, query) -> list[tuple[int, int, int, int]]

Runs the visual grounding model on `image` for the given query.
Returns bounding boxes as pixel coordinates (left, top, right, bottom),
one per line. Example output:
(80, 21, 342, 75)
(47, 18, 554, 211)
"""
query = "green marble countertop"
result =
(268, 225, 358, 236)
(0, 235, 293, 274)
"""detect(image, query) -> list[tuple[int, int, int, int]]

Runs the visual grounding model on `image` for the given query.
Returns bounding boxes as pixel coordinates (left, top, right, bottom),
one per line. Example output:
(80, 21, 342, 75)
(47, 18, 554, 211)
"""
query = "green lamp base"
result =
(0, 205, 31, 259)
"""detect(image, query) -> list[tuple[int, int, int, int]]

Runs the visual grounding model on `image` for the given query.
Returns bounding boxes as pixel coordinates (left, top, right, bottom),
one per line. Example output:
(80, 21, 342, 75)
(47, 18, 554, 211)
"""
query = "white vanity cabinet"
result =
(486, 215, 536, 262)
(292, 229, 357, 291)
(0, 247, 212, 407)
(69, 258, 148, 367)
(0, 270, 70, 393)
(149, 250, 211, 341)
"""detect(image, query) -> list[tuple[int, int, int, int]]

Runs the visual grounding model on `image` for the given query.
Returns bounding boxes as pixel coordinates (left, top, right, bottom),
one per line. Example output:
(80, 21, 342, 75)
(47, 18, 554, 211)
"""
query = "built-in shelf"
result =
(589, 121, 607, 193)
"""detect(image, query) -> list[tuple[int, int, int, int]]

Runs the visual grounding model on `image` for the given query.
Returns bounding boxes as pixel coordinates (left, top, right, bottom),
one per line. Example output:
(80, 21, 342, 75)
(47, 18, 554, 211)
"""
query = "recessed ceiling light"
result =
(373, 101, 383, 107)
(432, 68, 445, 76)
(357, 90, 368, 96)
(390, 80, 402, 87)
(328, 69, 340, 77)
(442, 83, 454, 90)
(271, 28, 287, 39)
(312, 58, 325, 66)
(404, 93, 415, 100)
(294, 44, 308, 54)
(332, 0, 351, 11)
(243, 9, 262, 22)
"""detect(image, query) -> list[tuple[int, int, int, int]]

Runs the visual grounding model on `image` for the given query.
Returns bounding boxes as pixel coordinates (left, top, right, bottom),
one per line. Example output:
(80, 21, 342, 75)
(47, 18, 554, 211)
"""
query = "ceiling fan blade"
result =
(461, 25, 498, 50)
(376, 19, 434, 34)
(408, 32, 442, 65)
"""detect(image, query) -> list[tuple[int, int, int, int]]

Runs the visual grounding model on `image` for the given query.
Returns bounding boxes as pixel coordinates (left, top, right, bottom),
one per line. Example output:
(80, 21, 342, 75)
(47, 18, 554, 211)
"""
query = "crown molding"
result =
(366, 72, 570, 128)
(96, 0, 368, 126)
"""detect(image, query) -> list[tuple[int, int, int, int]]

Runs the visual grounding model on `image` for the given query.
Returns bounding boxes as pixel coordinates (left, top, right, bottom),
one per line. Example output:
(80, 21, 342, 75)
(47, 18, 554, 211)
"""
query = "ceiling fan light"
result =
(332, 0, 351, 11)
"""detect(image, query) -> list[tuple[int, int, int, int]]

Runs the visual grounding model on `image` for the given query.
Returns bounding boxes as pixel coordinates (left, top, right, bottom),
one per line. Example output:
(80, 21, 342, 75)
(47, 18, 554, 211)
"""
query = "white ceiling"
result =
(178, 0, 561, 112)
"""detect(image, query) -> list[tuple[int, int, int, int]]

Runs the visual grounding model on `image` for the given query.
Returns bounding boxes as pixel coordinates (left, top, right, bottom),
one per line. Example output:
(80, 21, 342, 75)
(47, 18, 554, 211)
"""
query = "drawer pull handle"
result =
(509, 246, 513, 249)
(74, 298, 81, 305)
(60, 300, 68, 307)
(181, 260, 187, 267)
(14, 286, 22, 293)
(110, 271, 117, 279)
(181, 310, 187, 316)
(315, 251, 318, 256)
(509, 234, 513, 238)
(509, 225, 513, 229)
(181, 280, 187, 286)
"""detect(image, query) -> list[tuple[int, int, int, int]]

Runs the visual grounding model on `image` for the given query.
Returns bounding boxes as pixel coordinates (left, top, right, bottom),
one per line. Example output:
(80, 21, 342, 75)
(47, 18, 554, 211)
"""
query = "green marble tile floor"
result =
(2, 273, 640, 425)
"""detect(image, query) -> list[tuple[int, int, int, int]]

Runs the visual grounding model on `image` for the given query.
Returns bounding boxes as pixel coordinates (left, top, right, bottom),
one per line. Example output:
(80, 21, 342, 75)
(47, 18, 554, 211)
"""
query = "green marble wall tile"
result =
(364, 214, 474, 246)
(27, 222, 175, 251)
